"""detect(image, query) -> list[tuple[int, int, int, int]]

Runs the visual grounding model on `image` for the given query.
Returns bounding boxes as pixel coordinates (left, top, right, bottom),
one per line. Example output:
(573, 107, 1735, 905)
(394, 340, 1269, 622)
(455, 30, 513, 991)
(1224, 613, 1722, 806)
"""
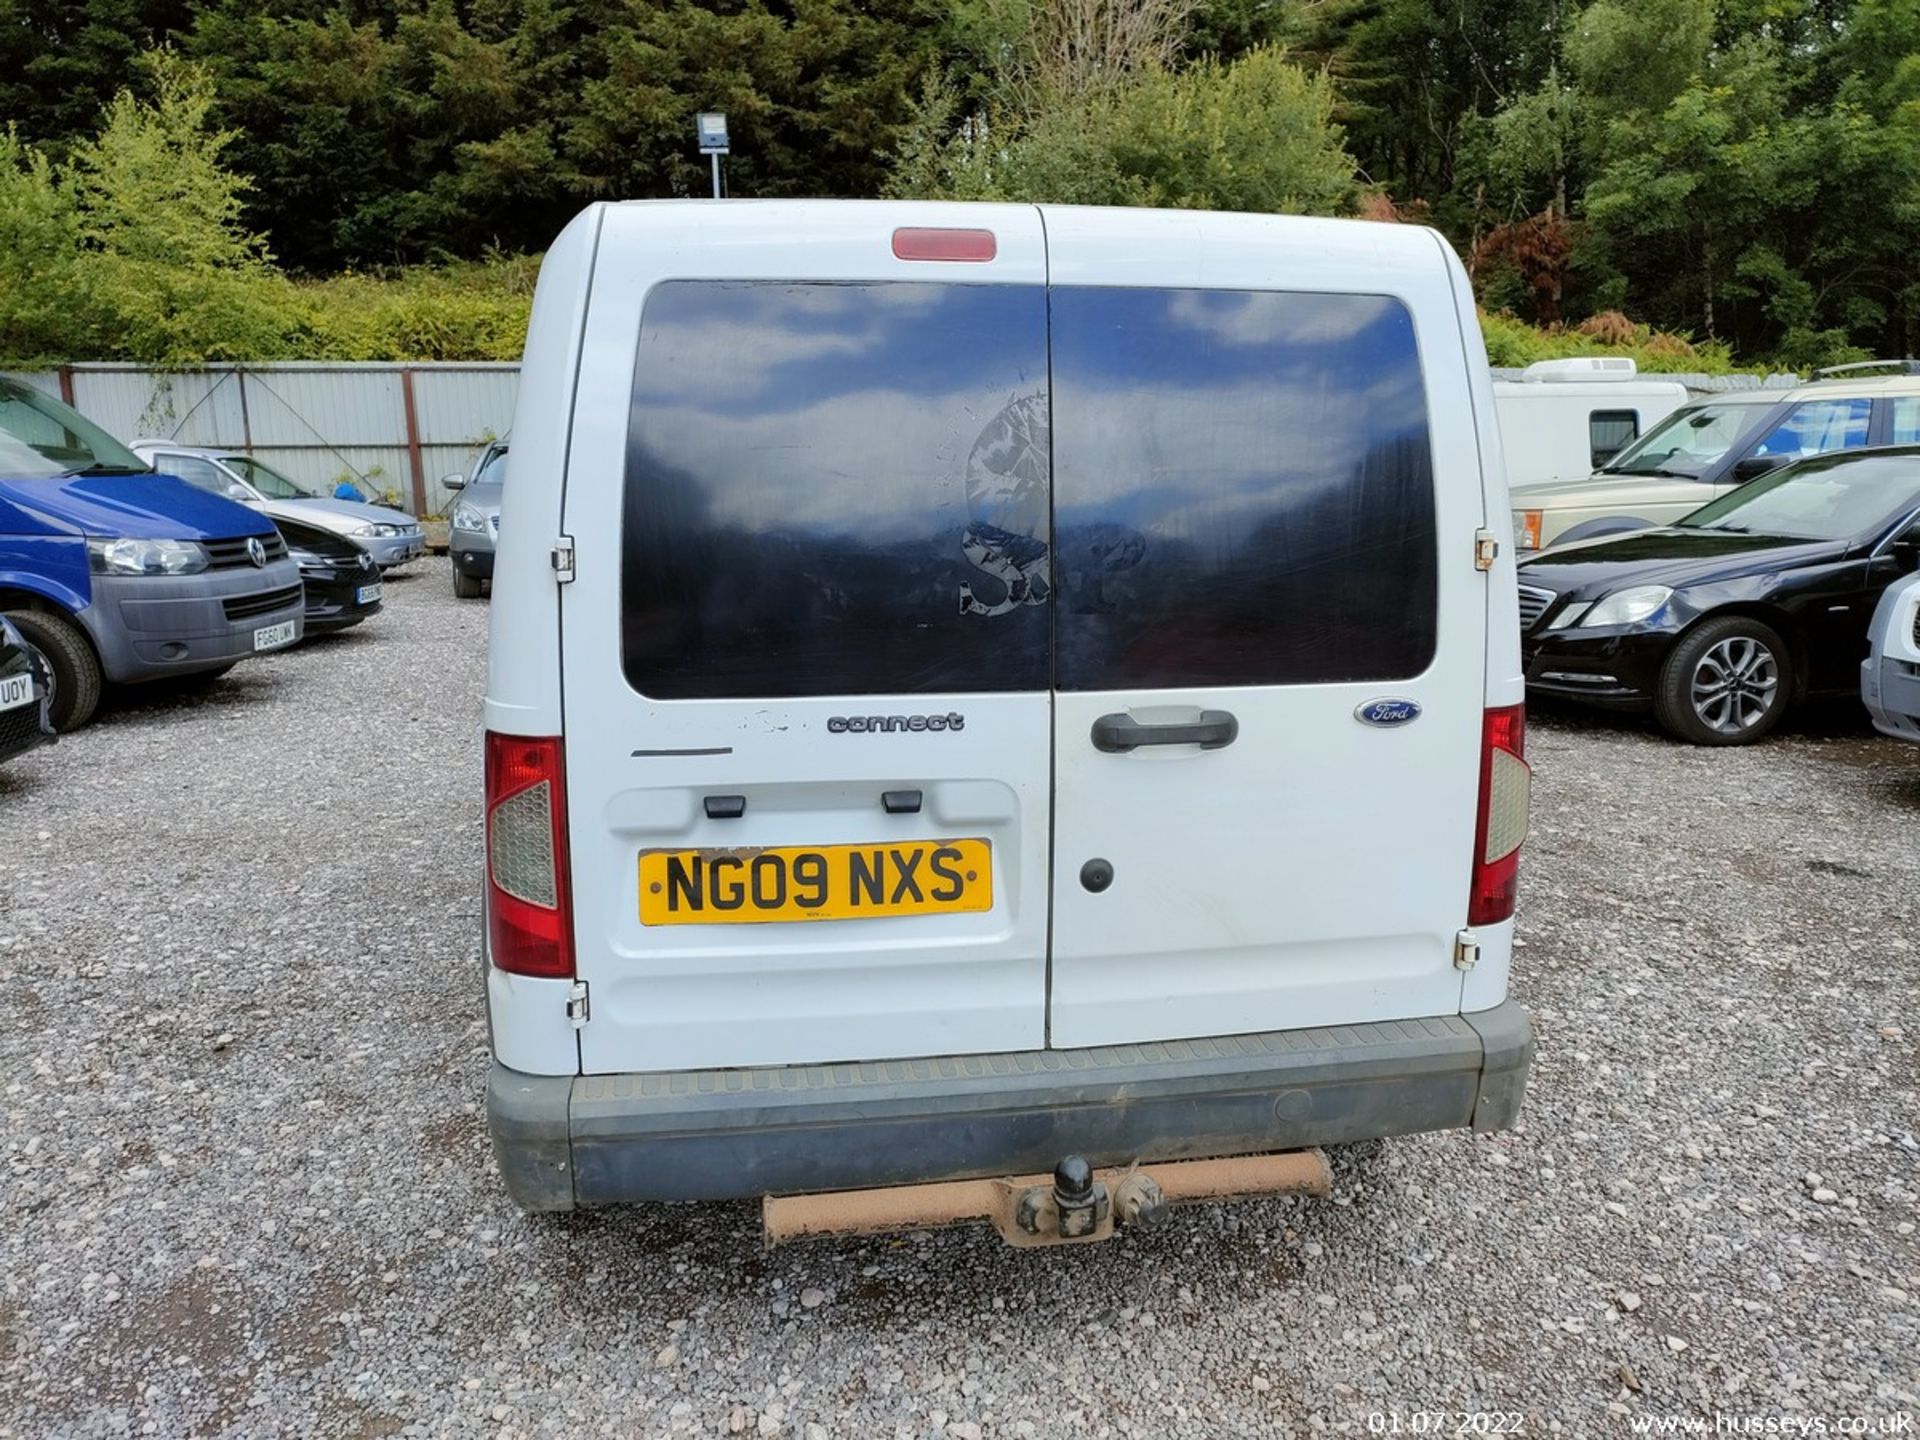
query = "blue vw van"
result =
(0, 379, 306, 730)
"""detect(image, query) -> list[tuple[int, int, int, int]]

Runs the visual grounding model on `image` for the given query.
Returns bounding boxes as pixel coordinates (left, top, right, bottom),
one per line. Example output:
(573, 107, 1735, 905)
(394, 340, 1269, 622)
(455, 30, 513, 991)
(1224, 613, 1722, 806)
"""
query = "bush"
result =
(299, 258, 538, 362)
(1478, 308, 1751, 374)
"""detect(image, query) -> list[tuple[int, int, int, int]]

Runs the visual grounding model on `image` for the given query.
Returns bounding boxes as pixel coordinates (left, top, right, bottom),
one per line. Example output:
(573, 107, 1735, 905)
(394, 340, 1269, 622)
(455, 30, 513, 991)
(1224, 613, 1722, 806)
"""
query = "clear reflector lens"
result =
(489, 780, 556, 906)
(1483, 748, 1531, 863)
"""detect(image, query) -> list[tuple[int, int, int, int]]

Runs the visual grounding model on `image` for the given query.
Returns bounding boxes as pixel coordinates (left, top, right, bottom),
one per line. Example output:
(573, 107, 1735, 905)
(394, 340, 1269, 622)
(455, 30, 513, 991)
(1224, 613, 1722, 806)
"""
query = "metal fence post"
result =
(399, 367, 428, 515)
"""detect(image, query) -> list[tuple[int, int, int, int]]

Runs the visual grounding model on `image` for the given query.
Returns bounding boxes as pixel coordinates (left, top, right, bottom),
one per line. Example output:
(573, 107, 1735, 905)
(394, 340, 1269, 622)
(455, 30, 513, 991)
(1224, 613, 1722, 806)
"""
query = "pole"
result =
(399, 367, 428, 516)
(710, 152, 722, 200)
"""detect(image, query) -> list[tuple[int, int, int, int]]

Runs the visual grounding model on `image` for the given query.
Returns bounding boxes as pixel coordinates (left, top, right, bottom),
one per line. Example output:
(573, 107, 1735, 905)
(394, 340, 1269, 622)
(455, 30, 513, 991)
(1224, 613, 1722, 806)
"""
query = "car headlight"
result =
(1513, 509, 1543, 551)
(452, 504, 485, 532)
(86, 537, 209, 576)
(287, 547, 328, 571)
(1578, 585, 1673, 628)
(370, 523, 405, 537)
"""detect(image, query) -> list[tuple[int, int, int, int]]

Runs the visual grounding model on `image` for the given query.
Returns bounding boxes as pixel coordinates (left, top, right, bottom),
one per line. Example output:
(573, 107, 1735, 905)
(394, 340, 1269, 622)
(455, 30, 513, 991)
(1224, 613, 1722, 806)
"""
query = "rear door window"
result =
(620, 281, 1050, 700)
(1752, 398, 1872, 459)
(1891, 397, 1920, 445)
(1049, 287, 1437, 689)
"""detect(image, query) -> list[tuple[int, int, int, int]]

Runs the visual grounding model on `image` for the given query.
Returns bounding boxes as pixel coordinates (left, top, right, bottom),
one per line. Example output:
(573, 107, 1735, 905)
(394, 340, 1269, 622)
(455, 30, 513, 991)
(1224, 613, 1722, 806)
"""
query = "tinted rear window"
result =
(621, 281, 1052, 699)
(1050, 287, 1437, 689)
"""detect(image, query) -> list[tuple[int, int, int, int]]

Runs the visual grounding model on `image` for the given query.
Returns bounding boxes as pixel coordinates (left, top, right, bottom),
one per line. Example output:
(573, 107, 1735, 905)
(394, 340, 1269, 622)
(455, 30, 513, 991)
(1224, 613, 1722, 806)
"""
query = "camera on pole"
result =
(696, 112, 729, 199)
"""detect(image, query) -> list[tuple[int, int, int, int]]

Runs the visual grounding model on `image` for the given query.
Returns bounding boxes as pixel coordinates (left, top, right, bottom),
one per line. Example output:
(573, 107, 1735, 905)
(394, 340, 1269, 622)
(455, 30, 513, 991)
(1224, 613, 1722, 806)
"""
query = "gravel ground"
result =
(1, 558, 1916, 1439)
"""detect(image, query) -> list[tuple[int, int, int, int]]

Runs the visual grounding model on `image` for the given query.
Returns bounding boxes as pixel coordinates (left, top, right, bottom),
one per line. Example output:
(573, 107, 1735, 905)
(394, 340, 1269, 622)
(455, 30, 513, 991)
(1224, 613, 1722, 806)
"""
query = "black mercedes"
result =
(277, 515, 385, 634)
(0, 613, 56, 764)
(1517, 446, 1920, 744)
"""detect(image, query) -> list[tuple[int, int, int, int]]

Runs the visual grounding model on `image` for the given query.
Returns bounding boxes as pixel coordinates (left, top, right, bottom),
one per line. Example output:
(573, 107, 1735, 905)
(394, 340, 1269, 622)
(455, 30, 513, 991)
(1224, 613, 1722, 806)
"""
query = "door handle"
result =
(1091, 710, 1239, 753)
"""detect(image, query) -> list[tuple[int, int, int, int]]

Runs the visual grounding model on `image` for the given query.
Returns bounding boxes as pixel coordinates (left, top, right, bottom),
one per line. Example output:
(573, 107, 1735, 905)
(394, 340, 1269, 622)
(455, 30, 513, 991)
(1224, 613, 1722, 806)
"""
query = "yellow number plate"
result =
(638, 838, 993, 926)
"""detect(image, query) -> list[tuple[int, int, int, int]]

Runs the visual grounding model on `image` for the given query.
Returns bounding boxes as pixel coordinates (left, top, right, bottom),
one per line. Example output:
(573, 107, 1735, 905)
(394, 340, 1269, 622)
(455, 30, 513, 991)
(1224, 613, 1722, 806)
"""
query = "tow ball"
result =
(1014, 1156, 1169, 1241)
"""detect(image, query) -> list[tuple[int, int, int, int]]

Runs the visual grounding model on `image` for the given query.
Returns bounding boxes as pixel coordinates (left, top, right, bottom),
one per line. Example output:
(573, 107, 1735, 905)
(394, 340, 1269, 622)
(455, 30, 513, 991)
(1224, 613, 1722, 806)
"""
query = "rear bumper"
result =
(488, 1000, 1534, 1212)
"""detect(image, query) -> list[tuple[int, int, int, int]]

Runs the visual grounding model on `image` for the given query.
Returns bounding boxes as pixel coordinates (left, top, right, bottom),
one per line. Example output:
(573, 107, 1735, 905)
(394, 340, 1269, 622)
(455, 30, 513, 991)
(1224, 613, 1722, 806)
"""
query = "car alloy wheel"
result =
(1689, 635, 1779, 736)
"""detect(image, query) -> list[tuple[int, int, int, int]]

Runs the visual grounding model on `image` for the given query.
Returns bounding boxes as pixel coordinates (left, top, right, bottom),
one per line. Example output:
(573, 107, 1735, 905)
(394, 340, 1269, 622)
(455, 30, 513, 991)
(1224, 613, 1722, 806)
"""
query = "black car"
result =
(277, 516, 385, 633)
(0, 613, 56, 763)
(1517, 446, 1920, 744)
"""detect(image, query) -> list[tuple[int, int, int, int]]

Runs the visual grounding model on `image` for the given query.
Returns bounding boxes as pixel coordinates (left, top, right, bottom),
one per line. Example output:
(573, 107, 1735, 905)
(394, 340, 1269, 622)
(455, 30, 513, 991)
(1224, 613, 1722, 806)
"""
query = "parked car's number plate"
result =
(356, 583, 382, 605)
(0, 672, 32, 713)
(253, 621, 297, 652)
(638, 838, 992, 926)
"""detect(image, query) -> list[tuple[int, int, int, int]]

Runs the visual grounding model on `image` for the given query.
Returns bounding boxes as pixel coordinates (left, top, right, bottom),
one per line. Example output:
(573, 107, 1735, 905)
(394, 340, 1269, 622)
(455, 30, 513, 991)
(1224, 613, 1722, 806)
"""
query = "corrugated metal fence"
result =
(1, 363, 519, 518)
(5, 361, 1796, 519)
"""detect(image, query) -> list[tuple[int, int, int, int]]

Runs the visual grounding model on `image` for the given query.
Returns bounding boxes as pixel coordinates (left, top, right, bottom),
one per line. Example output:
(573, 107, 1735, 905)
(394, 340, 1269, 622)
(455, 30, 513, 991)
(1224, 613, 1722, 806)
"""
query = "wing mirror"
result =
(440, 471, 467, 491)
(1731, 454, 1790, 483)
(1890, 537, 1920, 572)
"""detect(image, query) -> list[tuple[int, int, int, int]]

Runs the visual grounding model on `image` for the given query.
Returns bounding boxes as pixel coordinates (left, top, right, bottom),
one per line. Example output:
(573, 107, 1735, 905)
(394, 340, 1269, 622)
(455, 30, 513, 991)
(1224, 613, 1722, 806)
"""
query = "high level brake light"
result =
(1468, 705, 1530, 926)
(485, 731, 574, 978)
(892, 227, 997, 263)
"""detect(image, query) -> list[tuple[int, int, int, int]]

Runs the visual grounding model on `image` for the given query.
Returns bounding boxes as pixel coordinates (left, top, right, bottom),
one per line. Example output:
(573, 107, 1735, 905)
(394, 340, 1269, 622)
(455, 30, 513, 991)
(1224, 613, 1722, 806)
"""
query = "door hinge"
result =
(1454, 928, 1481, 971)
(1474, 529, 1500, 572)
(566, 980, 590, 1027)
(551, 536, 576, 583)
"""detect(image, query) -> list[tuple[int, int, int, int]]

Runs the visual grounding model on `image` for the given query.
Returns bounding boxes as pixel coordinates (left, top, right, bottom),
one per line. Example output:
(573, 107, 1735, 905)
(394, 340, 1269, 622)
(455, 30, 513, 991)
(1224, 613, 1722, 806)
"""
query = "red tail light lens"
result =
(1468, 704, 1530, 926)
(485, 731, 574, 978)
(892, 227, 997, 262)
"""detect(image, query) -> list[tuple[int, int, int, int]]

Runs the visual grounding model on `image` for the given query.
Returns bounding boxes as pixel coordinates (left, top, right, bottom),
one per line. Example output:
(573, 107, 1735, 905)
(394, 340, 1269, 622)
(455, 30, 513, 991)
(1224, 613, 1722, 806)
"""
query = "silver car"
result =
(444, 441, 506, 599)
(131, 442, 426, 569)
(1862, 570, 1920, 742)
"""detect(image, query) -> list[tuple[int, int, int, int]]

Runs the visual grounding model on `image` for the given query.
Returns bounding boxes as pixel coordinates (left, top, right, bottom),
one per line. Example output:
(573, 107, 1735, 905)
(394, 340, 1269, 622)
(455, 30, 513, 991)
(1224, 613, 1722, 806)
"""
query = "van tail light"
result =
(892, 227, 997, 262)
(1468, 704, 1531, 926)
(485, 731, 574, 978)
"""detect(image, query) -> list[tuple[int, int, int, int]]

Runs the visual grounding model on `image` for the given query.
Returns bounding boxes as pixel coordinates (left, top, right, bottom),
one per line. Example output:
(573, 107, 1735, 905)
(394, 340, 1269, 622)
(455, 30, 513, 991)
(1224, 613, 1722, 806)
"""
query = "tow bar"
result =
(761, 1150, 1332, 1248)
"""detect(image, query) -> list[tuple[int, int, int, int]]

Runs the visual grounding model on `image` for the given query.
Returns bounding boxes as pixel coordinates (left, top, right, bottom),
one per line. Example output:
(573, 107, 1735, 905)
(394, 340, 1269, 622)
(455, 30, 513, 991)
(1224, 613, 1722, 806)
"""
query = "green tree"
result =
(889, 0, 1356, 218)
(64, 50, 304, 361)
(0, 129, 83, 363)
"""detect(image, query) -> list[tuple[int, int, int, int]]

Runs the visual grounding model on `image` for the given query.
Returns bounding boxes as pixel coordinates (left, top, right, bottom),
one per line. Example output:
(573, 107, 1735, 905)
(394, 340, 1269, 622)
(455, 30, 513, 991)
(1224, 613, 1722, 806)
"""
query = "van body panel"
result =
(486, 203, 601, 738)
(487, 967, 580, 1077)
(1434, 233, 1526, 708)
(1038, 208, 1490, 1048)
(558, 202, 1054, 1073)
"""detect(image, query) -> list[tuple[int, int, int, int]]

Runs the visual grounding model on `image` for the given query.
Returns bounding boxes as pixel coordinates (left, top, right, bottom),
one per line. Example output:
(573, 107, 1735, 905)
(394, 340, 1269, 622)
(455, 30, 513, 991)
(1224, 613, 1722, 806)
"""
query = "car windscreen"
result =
(0, 379, 150, 478)
(1677, 453, 1920, 540)
(1600, 400, 1776, 478)
(224, 455, 311, 499)
(473, 446, 508, 488)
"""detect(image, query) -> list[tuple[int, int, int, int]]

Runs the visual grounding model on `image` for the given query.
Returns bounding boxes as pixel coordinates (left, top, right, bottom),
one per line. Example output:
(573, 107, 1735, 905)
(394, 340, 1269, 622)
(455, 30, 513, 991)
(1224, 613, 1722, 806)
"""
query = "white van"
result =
(1493, 358, 1689, 491)
(483, 201, 1535, 1236)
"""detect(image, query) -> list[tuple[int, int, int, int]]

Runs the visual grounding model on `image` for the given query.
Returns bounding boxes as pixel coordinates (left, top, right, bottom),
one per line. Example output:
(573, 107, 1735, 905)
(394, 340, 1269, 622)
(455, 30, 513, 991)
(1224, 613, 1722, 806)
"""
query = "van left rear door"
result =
(560, 203, 1055, 1074)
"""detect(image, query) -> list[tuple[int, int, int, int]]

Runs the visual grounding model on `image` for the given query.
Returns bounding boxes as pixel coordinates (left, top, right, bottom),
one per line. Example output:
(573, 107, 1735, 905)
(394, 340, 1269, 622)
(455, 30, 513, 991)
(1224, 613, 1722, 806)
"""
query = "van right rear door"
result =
(1039, 208, 1490, 1050)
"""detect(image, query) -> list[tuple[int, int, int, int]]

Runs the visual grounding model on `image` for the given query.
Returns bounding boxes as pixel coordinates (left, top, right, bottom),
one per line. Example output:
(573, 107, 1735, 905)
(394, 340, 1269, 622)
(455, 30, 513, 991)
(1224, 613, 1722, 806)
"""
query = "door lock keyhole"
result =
(1080, 859, 1114, 893)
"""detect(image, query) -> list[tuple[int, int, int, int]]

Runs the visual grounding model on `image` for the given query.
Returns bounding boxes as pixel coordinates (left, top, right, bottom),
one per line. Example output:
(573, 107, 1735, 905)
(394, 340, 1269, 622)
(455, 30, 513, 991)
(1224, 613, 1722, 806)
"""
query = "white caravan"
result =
(1493, 358, 1689, 493)
(482, 201, 1535, 1237)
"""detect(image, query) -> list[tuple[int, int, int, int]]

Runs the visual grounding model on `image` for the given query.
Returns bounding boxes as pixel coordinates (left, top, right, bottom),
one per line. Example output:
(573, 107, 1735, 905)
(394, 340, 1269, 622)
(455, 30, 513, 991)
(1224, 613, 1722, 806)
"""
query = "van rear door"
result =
(1040, 210, 1488, 1049)
(560, 204, 1054, 1073)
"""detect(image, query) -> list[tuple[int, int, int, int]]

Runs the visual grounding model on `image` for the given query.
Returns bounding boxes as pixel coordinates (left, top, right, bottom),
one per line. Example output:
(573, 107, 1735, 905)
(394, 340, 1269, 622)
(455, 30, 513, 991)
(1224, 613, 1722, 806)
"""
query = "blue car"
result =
(0, 379, 306, 730)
